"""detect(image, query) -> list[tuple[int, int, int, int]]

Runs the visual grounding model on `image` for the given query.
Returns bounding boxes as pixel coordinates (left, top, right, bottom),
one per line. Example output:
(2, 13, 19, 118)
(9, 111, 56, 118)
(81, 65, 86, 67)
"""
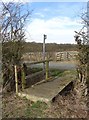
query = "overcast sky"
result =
(1, 0, 88, 44)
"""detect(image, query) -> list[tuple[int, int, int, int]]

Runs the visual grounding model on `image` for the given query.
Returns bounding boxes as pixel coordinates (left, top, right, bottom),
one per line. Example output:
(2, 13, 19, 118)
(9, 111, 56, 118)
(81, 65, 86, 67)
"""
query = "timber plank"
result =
(18, 74, 76, 103)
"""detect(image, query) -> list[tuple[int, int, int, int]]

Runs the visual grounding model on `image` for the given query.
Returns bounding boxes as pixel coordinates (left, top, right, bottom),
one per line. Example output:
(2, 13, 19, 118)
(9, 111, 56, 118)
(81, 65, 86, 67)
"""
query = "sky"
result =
(25, 2, 87, 44)
(1, 0, 88, 44)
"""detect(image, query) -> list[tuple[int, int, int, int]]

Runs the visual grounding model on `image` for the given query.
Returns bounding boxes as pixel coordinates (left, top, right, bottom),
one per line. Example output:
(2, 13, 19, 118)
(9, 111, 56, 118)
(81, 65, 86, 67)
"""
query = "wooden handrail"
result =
(19, 59, 52, 90)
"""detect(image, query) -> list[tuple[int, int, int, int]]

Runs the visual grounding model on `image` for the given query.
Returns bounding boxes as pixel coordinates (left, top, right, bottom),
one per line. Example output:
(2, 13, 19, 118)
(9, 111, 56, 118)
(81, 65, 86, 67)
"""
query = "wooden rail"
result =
(15, 59, 52, 94)
(25, 59, 52, 80)
(24, 59, 52, 65)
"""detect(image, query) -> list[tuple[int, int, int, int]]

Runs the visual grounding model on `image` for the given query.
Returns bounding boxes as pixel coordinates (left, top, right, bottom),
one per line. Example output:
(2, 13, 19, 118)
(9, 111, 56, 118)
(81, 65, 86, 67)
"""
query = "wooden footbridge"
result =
(15, 60, 76, 104)
(18, 75, 75, 103)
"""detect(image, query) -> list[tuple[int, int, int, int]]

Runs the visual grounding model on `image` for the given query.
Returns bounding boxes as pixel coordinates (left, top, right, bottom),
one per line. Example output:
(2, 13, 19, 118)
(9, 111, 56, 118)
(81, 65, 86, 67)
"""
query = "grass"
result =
(25, 101, 48, 118)
(50, 69, 65, 77)
(27, 67, 64, 78)
(61, 70, 77, 76)
(27, 67, 77, 78)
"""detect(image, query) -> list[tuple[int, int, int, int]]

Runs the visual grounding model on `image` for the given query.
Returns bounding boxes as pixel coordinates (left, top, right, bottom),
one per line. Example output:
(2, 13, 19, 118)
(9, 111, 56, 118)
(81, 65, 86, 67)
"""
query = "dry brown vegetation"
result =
(2, 80, 88, 118)
(47, 80, 88, 118)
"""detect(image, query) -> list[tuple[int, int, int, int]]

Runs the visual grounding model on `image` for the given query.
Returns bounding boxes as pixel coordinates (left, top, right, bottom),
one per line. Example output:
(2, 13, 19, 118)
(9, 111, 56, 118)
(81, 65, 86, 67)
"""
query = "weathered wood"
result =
(67, 52, 70, 61)
(43, 35, 46, 73)
(18, 74, 76, 103)
(14, 65, 18, 94)
(25, 59, 52, 65)
(21, 67, 26, 90)
(46, 60, 49, 80)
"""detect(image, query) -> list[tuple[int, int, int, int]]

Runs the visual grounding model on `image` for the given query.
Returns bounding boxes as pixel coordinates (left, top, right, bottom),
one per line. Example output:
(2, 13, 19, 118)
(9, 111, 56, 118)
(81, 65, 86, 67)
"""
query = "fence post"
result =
(14, 65, 18, 94)
(67, 52, 69, 61)
(21, 66, 26, 90)
(60, 53, 62, 61)
(46, 58, 49, 80)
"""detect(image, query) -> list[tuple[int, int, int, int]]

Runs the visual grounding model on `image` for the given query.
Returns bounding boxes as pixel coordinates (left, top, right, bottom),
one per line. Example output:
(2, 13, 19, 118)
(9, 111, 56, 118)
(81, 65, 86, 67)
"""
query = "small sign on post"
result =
(43, 34, 47, 74)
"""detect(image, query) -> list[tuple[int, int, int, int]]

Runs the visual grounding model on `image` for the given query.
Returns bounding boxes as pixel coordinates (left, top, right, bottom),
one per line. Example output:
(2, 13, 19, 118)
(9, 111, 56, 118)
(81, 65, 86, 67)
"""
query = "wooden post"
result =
(14, 65, 18, 94)
(67, 52, 69, 61)
(60, 53, 62, 61)
(46, 59, 49, 80)
(21, 67, 26, 90)
(43, 34, 47, 74)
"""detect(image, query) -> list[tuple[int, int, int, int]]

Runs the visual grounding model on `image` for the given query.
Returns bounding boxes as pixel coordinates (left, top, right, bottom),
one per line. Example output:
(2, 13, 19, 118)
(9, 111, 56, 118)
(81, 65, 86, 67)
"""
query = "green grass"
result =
(25, 101, 48, 118)
(50, 69, 77, 78)
(61, 70, 77, 76)
(50, 69, 65, 77)
(27, 67, 77, 78)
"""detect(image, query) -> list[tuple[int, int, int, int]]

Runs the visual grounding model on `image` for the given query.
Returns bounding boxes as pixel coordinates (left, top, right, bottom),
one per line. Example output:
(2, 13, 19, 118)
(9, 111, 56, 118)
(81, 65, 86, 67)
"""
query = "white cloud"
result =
(25, 16, 82, 44)
(34, 12, 45, 18)
(42, 8, 50, 12)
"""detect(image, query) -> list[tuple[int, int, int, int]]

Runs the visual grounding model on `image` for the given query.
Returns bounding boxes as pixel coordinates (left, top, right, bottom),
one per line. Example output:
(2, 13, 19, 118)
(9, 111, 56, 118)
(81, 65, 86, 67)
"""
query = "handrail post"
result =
(43, 34, 47, 75)
(46, 58, 49, 80)
(14, 65, 18, 94)
(21, 66, 26, 90)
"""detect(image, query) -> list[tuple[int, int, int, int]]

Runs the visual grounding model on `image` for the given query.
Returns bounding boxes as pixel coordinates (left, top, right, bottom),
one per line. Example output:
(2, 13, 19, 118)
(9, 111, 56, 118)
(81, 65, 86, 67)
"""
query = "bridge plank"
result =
(18, 74, 76, 103)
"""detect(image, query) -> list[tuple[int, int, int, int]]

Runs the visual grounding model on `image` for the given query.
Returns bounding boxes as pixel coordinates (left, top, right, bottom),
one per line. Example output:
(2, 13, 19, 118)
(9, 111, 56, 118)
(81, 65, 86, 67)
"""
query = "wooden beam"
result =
(21, 67, 26, 90)
(43, 35, 46, 73)
(14, 65, 18, 94)
(46, 59, 49, 80)
(25, 59, 52, 65)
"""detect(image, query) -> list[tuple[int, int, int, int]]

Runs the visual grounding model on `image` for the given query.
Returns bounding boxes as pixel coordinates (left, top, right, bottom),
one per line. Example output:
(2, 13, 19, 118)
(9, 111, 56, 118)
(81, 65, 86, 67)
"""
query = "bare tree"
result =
(74, 2, 89, 96)
(1, 2, 31, 91)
